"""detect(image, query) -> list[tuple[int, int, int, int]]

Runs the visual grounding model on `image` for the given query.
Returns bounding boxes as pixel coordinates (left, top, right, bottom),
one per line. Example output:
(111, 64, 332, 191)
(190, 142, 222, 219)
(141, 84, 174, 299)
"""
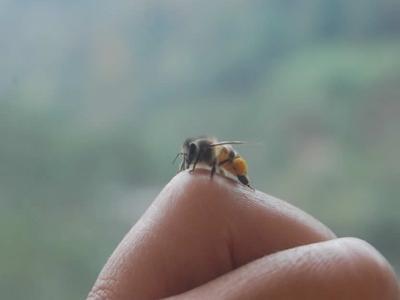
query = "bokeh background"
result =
(1, 1, 400, 299)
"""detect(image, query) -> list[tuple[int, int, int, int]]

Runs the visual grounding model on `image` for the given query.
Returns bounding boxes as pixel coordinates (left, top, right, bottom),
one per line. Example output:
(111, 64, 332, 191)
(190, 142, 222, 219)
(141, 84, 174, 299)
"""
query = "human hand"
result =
(88, 170, 399, 299)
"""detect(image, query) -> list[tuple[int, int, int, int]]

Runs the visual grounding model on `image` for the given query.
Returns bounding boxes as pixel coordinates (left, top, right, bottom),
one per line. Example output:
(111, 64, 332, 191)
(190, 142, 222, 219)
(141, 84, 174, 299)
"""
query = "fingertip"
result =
(166, 170, 336, 267)
(173, 169, 335, 237)
(169, 169, 336, 241)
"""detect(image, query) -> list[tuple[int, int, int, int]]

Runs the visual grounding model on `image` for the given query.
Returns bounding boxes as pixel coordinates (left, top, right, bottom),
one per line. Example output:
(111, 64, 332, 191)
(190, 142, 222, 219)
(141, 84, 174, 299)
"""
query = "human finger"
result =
(168, 238, 400, 300)
(88, 170, 336, 299)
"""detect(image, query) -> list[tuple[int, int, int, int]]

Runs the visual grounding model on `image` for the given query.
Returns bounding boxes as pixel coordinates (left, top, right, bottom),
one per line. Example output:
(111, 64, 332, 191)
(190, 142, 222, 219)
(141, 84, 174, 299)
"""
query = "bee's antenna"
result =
(172, 152, 184, 164)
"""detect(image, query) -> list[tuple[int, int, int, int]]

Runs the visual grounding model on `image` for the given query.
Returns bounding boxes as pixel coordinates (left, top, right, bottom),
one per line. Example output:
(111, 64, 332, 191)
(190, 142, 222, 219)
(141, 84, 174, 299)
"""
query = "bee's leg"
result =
(178, 159, 185, 173)
(210, 159, 217, 178)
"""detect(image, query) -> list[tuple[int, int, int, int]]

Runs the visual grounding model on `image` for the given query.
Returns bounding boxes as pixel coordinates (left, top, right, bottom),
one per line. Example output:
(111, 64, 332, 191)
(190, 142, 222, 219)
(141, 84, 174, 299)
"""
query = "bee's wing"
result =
(209, 141, 246, 147)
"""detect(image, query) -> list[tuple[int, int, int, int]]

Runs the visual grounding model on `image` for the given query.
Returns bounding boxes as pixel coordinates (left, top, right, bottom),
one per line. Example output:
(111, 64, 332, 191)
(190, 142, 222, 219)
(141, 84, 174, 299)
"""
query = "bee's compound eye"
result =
(188, 143, 197, 161)
(189, 143, 196, 154)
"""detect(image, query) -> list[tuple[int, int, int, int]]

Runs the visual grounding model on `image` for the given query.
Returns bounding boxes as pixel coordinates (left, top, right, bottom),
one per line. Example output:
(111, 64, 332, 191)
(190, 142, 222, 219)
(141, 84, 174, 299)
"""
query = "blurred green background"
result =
(1, 1, 400, 299)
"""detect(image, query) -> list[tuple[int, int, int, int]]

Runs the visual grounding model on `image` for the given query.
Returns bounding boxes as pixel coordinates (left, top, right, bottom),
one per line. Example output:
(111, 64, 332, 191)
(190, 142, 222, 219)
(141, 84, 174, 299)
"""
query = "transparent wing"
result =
(209, 141, 246, 147)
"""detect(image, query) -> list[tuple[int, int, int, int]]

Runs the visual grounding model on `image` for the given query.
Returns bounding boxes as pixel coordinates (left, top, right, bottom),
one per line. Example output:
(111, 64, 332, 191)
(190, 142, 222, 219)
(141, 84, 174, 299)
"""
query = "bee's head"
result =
(183, 137, 200, 165)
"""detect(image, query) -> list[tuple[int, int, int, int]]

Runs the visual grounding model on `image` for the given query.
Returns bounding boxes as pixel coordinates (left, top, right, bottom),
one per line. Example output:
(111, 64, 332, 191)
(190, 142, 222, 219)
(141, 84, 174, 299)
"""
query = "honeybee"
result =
(174, 136, 253, 188)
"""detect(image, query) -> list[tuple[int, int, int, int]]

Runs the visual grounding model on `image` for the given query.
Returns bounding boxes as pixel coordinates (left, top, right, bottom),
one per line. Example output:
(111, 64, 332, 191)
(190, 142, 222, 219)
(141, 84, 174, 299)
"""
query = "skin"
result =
(88, 170, 400, 299)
